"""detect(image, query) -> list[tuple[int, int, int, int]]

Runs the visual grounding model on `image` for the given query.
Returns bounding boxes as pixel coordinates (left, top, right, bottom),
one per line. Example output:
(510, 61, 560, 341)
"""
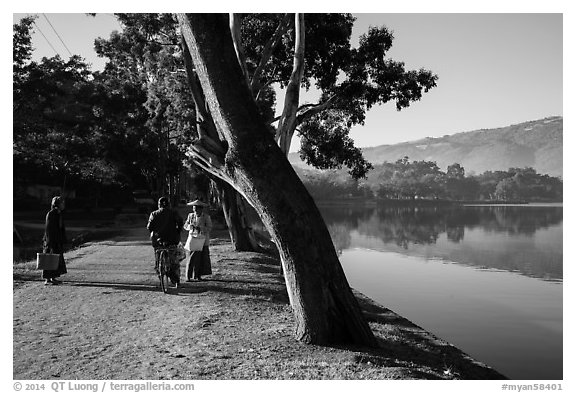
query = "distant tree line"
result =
(297, 156, 563, 202)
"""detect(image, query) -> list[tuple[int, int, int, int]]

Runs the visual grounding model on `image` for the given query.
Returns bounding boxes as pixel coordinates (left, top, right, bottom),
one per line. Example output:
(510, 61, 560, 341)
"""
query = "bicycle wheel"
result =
(159, 250, 170, 294)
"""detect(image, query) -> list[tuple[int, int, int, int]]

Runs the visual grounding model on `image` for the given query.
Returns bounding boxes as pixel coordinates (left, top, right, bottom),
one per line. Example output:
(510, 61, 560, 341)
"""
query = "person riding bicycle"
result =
(147, 196, 184, 288)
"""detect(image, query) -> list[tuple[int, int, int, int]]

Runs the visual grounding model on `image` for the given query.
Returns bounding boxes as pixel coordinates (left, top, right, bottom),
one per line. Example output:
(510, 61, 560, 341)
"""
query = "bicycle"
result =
(154, 244, 178, 294)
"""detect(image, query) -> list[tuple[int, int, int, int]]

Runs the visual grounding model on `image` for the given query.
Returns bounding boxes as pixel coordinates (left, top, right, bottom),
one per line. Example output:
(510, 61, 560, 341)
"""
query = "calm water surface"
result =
(319, 203, 563, 380)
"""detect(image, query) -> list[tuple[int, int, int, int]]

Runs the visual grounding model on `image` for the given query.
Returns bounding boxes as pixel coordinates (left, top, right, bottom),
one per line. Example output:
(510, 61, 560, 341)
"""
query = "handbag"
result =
(184, 233, 205, 252)
(36, 253, 60, 270)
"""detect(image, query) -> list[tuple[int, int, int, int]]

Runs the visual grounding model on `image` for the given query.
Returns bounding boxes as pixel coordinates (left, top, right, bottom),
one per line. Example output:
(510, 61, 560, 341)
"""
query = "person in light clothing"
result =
(184, 200, 212, 281)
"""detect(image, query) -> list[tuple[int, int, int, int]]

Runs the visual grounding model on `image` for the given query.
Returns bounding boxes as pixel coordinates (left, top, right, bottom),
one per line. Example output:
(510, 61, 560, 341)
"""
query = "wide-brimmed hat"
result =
(186, 199, 208, 207)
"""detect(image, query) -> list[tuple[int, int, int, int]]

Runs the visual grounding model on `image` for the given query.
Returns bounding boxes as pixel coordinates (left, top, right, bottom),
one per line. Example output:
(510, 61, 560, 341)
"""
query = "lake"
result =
(319, 202, 563, 380)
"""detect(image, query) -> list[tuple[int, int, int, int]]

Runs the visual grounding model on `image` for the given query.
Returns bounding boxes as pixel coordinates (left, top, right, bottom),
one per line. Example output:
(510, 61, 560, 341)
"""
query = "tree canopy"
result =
(13, 17, 117, 191)
(14, 13, 438, 201)
(13, 14, 201, 204)
(236, 14, 438, 178)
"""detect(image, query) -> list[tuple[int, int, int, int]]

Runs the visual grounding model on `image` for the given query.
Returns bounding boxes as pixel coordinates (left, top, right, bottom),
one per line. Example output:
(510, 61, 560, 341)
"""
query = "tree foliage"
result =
(13, 14, 196, 204)
(13, 17, 117, 189)
(237, 14, 438, 179)
(298, 111, 373, 179)
(92, 13, 195, 198)
(13, 16, 35, 90)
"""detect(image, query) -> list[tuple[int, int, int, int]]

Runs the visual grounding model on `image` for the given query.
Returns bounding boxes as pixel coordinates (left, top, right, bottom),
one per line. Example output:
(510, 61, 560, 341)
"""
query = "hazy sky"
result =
(13, 12, 563, 151)
(349, 13, 562, 145)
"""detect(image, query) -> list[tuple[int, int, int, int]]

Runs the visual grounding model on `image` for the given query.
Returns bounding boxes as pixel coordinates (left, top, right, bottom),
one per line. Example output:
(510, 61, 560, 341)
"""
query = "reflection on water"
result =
(322, 203, 563, 281)
(319, 203, 563, 380)
(339, 249, 563, 380)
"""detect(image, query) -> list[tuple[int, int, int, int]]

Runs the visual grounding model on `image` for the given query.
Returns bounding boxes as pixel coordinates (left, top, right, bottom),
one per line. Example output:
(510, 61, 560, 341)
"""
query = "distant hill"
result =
(289, 116, 563, 177)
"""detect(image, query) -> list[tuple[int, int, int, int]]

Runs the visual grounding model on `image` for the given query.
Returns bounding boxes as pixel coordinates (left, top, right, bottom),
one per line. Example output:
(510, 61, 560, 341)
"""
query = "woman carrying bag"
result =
(42, 196, 68, 285)
(184, 200, 213, 281)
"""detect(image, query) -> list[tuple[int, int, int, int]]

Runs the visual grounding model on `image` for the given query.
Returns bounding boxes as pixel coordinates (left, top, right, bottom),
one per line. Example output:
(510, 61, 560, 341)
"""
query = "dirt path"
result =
(13, 226, 506, 380)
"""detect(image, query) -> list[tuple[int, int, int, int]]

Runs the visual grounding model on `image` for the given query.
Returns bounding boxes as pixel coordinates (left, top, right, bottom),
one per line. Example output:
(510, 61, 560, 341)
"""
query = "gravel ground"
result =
(13, 224, 506, 380)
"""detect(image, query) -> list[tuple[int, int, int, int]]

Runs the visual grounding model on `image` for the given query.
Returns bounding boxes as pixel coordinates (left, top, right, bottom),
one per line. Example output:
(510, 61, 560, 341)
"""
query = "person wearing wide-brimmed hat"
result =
(183, 199, 213, 281)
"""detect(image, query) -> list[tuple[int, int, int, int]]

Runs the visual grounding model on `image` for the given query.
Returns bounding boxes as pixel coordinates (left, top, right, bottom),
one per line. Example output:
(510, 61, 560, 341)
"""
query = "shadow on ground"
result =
(13, 231, 506, 380)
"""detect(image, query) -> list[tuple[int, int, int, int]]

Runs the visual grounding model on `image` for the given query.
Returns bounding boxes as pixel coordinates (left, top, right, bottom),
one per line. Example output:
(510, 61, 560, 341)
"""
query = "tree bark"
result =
(217, 180, 262, 252)
(229, 14, 250, 85)
(275, 13, 305, 155)
(182, 32, 261, 252)
(177, 13, 376, 347)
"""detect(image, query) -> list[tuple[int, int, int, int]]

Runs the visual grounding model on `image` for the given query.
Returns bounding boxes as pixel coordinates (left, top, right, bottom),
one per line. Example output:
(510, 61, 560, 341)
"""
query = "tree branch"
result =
(250, 14, 292, 97)
(254, 76, 283, 101)
(268, 115, 281, 125)
(186, 141, 227, 180)
(229, 13, 250, 86)
(178, 30, 226, 156)
(275, 13, 305, 154)
(296, 93, 340, 123)
(185, 141, 256, 208)
(147, 39, 179, 47)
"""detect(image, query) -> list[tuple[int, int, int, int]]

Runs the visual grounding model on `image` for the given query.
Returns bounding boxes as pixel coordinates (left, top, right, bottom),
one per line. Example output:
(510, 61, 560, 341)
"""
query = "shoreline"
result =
(315, 198, 562, 206)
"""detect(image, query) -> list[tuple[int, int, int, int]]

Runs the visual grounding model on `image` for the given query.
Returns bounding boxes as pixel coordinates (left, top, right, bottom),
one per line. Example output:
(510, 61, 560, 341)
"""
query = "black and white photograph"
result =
(8, 3, 571, 391)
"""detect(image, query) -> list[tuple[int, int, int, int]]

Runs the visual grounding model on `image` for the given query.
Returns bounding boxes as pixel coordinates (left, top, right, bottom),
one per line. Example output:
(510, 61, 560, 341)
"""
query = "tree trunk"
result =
(182, 30, 262, 252)
(217, 180, 262, 252)
(178, 13, 376, 347)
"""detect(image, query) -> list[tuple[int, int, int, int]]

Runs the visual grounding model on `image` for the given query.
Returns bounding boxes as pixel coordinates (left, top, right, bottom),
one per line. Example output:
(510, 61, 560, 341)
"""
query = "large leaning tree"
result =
(177, 13, 379, 346)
